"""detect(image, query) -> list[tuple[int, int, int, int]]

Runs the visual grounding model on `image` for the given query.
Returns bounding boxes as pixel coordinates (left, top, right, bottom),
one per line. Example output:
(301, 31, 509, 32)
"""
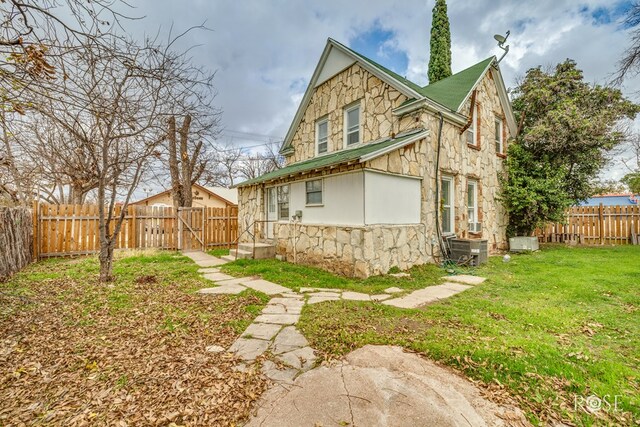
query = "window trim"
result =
(316, 117, 329, 156)
(440, 176, 455, 234)
(495, 116, 504, 155)
(466, 102, 480, 150)
(276, 184, 290, 221)
(467, 179, 479, 230)
(305, 178, 324, 206)
(343, 102, 361, 148)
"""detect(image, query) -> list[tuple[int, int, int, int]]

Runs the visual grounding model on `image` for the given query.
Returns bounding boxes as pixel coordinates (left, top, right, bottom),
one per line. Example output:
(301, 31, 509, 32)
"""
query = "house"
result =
(579, 193, 638, 207)
(132, 183, 237, 209)
(236, 38, 515, 277)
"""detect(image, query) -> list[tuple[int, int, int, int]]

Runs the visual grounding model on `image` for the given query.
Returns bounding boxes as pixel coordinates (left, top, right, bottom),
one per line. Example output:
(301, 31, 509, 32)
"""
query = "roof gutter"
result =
(392, 98, 467, 126)
(359, 129, 429, 162)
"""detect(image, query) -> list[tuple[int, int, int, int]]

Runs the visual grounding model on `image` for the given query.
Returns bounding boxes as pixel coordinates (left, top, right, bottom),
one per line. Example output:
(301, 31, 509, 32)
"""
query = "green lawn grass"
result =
(220, 258, 445, 294)
(207, 248, 230, 258)
(295, 245, 639, 426)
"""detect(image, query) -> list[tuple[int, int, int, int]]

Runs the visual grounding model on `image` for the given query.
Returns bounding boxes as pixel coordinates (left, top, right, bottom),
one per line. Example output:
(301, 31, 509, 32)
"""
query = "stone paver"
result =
(371, 294, 391, 301)
(182, 251, 227, 267)
(272, 326, 308, 350)
(444, 274, 486, 285)
(276, 346, 317, 371)
(307, 295, 340, 305)
(307, 291, 341, 298)
(383, 282, 477, 309)
(246, 345, 527, 427)
(228, 338, 270, 361)
(242, 279, 291, 295)
(261, 360, 298, 384)
(441, 282, 473, 292)
(215, 277, 255, 286)
(198, 267, 220, 273)
(241, 322, 282, 340)
(254, 313, 300, 325)
(202, 272, 236, 282)
(299, 287, 342, 293)
(342, 291, 371, 301)
(198, 285, 246, 295)
(384, 286, 403, 293)
(205, 345, 225, 353)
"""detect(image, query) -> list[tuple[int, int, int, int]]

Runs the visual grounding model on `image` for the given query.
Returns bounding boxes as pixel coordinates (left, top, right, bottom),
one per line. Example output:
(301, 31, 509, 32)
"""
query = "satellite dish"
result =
(493, 30, 511, 63)
(494, 34, 506, 44)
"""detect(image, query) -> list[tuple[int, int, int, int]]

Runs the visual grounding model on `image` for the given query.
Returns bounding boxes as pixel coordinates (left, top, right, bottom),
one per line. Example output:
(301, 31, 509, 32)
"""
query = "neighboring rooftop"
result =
(204, 186, 238, 205)
(579, 194, 638, 207)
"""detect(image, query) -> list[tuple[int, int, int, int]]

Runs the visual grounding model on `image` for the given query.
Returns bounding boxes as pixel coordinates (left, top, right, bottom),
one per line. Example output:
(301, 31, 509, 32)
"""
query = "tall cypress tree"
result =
(428, 0, 452, 83)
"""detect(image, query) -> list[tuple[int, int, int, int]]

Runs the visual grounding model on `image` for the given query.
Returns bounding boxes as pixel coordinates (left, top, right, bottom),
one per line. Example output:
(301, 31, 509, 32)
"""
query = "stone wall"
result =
(273, 222, 430, 278)
(237, 185, 264, 242)
(288, 63, 408, 163)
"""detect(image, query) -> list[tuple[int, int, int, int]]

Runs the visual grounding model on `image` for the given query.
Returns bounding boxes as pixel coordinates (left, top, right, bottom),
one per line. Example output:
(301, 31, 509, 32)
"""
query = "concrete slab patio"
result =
(246, 345, 528, 427)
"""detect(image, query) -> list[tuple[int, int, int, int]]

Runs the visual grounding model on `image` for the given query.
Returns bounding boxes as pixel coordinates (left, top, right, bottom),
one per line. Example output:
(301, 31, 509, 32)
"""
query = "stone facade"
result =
(289, 63, 408, 163)
(237, 59, 511, 277)
(273, 222, 429, 278)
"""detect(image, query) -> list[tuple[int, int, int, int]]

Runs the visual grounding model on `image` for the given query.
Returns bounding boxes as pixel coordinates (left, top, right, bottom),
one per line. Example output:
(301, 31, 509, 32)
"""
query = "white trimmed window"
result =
(345, 103, 360, 146)
(467, 180, 479, 232)
(316, 118, 328, 155)
(277, 185, 289, 220)
(466, 103, 477, 146)
(440, 176, 454, 234)
(305, 179, 323, 205)
(495, 116, 504, 154)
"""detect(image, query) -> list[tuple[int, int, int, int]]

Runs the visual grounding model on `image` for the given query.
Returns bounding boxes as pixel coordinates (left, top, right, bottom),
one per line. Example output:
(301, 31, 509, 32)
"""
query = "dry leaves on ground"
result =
(0, 267, 269, 426)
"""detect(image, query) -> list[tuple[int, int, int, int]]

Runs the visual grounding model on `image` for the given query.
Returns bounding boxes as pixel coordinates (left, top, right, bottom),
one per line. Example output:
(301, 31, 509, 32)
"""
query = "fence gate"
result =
(178, 207, 205, 252)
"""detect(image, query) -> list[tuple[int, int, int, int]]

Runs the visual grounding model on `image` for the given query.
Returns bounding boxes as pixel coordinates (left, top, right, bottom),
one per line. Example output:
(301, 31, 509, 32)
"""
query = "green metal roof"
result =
(418, 56, 495, 111)
(334, 38, 494, 112)
(236, 129, 426, 187)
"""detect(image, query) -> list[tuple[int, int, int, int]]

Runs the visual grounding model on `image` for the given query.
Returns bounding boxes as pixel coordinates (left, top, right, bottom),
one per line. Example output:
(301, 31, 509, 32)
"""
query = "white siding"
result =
(288, 171, 364, 225)
(364, 170, 421, 224)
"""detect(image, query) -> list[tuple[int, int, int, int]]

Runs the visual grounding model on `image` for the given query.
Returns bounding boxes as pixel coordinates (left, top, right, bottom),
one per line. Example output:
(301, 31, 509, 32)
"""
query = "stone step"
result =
(229, 248, 254, 259)
(237, 242, 276, 259)
(220, 255, 237, 262)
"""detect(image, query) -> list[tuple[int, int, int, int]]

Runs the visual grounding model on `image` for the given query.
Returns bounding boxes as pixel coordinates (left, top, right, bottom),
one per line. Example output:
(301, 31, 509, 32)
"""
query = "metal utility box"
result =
(449, 238, 488, 266)
(509, 236, 539, 252)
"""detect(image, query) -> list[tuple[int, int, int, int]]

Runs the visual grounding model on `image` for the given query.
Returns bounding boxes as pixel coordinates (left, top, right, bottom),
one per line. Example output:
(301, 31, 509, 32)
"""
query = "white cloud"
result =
(124, 0, 639, 178)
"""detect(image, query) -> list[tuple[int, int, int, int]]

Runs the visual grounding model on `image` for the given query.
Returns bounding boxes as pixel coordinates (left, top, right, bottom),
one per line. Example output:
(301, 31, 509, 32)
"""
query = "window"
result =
(305, 179, 323, 205)
(467, 180, 479, 232)
(277, 185, 289, 220)
(345, 103, 360, 146)
(495, 116, 504, 154)
(316, 119, 328, 154)
(440, 176, 454, 234)
(466, 103, 477, 146)
(267, 187, 276, 214)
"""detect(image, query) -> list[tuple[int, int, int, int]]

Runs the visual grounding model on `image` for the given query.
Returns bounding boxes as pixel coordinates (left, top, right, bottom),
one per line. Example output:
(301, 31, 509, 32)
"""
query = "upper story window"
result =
(316, 118, 328, 155)
(466, 103, 478, 147)
(305, 179, 323, 205)
(345, 103, 360, 146)
(495, 116, 504, 154)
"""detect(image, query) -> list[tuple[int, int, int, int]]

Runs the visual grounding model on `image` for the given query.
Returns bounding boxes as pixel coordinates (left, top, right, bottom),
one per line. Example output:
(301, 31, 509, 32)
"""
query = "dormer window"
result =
(316, 118, 328, 155)
(345, 103, 360, 146)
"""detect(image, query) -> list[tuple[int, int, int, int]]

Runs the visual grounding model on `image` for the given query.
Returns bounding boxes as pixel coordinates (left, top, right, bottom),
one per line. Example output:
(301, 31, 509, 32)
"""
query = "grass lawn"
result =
(0, 250, 269, 425)
(207, 248, 230, 258)
(221, 258, 445, 294)
(230, 245, 637, 426)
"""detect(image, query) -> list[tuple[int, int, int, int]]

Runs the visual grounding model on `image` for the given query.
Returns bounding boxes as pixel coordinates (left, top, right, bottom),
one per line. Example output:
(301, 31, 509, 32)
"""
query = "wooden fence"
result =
(0, 207, 33, 281)
(536, 204, 640, 245)
(33, 203, 238, 258)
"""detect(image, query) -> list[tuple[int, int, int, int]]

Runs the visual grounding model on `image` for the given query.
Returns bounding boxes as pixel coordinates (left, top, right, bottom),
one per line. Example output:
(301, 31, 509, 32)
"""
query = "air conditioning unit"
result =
(449, 238, 488, 266)
(469, 222, 482, 233)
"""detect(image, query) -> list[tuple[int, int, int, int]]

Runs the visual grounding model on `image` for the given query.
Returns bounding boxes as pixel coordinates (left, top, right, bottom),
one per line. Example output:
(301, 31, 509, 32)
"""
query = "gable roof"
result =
(237, 128, 428, 187)
(419, 56, 494, 111)
(280, 38, 516, 155)
(132, 183, 237, 206)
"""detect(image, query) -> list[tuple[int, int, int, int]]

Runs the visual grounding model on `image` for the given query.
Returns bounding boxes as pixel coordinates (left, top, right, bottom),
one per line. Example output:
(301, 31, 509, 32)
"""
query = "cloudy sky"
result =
(125, 0, 639, 180)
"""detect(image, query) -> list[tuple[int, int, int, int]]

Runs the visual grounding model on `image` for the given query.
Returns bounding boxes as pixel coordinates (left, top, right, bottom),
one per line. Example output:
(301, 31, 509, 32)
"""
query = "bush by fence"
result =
(0, 207, 33, 281)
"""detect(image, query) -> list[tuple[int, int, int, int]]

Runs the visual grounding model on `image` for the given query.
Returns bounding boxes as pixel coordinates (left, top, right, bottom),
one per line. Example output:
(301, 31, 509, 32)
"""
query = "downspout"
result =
(434, 112, 448, 262)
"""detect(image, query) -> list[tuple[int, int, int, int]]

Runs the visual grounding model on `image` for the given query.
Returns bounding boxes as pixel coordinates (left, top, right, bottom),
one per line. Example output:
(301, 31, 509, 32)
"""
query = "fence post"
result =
(32, 200, 39, 261)
(177, 207, 182, 251)
(226, 207, 232, 249)
(598, 203, 604, 245)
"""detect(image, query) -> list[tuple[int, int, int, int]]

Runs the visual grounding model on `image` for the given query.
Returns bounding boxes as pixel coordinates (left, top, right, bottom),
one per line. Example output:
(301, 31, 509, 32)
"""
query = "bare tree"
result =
(613, 2, 640, 85)
(237, 141, 284, 181)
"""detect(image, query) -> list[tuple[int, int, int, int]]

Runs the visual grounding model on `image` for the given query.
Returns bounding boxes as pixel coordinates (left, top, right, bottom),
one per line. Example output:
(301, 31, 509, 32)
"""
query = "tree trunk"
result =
(98, 239, 116, 282)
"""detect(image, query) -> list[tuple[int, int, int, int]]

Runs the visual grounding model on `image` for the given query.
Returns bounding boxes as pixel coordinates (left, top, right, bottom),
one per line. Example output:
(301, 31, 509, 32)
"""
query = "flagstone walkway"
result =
(186, 251, 486, 384)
